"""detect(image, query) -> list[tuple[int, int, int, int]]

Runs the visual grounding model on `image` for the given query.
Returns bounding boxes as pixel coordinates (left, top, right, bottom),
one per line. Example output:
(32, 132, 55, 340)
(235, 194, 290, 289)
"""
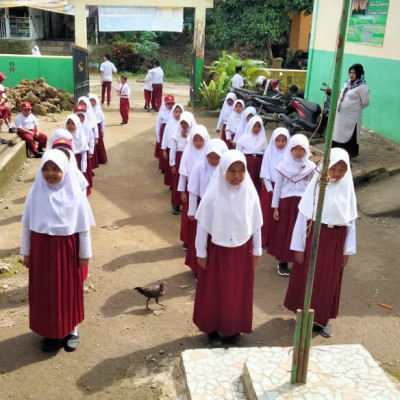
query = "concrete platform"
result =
(182, 345, 400, 400)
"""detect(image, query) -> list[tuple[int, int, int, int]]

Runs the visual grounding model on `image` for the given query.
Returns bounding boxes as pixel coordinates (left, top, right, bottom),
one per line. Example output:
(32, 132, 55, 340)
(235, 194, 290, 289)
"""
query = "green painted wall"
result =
(305, 49, 400, 143)
(194, 57, 204, 99)
(0, 55, 74, 93)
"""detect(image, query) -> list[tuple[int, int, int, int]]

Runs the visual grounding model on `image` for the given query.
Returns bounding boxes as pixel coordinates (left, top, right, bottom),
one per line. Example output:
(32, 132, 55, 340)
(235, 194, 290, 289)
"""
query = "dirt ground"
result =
(0, 80, 399, 400)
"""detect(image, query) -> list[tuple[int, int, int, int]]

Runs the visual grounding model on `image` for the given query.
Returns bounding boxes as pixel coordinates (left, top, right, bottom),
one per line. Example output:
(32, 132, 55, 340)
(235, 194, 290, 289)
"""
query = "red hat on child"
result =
(164, 95, 175, 104)
(74, 104, 87, 113)
(0, 72, 7, 81)
(21, 102, 32, 110)
(52, 138, 73, 151)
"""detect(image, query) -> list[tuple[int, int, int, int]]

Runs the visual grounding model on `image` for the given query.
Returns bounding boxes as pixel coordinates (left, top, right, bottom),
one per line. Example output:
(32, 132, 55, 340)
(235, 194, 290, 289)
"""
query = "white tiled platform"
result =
(181, 344, 400, 400)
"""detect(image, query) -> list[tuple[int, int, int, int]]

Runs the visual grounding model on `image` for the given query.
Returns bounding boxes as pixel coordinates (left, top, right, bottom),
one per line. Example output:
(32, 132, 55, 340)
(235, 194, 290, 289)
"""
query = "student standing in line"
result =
(216, 92, 237, 145)
(284, 148, 357, 338)
(89, 93, 108, 164)
(225, 99, 245, 149)
(194, 150, 262, 347)
(21, 150, 95, 352)
(100, 54, 120, 106)
(267, 134, 315, 277)
(232, 106, 257, 147)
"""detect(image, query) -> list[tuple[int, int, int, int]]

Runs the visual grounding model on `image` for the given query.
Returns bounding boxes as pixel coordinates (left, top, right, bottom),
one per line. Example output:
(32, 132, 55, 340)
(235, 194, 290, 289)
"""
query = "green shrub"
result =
(199, 72, 229, 110)
(111, 40, 141, 73)
(162, 60, 190, 81)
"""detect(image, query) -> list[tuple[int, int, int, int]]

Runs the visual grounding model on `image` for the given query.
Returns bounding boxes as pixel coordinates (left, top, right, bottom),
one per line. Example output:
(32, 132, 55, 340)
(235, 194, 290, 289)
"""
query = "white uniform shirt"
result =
(149, 66, 164, 84)
(100, 60, 117, 82)
(231, 73, 244, 88)
(15, 113, 38, 130)
(144, 73, 153, 91)
(119, 83, 130, 98)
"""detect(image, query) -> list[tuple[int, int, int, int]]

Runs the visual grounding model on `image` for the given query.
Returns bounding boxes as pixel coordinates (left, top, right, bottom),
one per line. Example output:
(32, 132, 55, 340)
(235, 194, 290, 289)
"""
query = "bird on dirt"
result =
(135, 281, 168, 310)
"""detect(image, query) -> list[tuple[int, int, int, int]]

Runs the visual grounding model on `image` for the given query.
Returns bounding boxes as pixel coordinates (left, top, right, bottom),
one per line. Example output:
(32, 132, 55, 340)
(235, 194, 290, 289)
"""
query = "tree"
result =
(206, 0, 313, 62)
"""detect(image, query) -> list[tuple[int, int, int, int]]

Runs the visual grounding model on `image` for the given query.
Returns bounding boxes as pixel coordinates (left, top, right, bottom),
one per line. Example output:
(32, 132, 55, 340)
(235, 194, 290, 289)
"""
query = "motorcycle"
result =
(279, 82, 331, 137)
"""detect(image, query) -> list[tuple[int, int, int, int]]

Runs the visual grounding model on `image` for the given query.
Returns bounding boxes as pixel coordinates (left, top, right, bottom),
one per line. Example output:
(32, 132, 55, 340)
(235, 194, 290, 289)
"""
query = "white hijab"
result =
(162, 103, 184, 149)
(219, 92, 237, 124)
(21, 150, 95, 236)
(299, 147, 357, 225)
(65, 114, 88, 154)
(235, 106, 257, 143)
(260, 127, 290, 181)
(226, 99, 245, 135)
(171, 111, 196, 151)
(157, 100, 173, 124)
(276, 134, 315, 182)
(78, 96, 98, 136)
(195, 150, 262, 247)
(88, 93, 105, 124)
(188, 138, 228, 198)
(49, 128, 89, 193)
(179, 124, 210, 178)
(237, 115, 268, 153)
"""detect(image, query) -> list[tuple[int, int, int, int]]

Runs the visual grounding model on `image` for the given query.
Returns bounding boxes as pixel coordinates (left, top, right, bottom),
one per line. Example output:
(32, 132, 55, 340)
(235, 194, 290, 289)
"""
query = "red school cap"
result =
(164, 95, 175, 104)
(21, 102, 32, 109)
(74, 104, 87, 113)
(0, 72, 6, 81)
(52, 138, 73, 151)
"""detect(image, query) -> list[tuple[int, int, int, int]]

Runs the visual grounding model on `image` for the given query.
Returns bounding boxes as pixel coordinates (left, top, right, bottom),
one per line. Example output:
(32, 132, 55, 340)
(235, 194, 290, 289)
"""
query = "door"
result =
(72, 45, 89, 102)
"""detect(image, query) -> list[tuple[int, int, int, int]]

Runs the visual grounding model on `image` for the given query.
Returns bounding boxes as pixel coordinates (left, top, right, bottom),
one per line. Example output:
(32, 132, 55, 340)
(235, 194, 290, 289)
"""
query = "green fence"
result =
(0, 55, 74, 93)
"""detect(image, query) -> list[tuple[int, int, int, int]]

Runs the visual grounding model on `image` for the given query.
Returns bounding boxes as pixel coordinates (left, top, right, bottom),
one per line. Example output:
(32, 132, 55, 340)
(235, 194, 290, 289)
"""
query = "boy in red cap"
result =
(154, 95, 175, 172)
(15, 102, 47, 158)
(0, 72, 17, 133)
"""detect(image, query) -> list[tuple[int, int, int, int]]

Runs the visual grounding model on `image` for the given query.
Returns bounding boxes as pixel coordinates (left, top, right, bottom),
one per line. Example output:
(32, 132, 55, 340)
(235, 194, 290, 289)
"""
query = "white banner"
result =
(98, 6, 183, 32)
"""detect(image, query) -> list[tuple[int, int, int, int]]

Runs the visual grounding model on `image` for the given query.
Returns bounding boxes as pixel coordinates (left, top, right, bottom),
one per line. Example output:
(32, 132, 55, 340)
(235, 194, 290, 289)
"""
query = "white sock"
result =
(8, 123, 12, 128)
(70, 326, 78, 336)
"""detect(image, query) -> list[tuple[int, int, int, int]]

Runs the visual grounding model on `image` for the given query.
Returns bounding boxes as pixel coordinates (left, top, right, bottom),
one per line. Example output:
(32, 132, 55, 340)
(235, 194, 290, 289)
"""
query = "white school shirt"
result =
(15, 113, 38, 130)
(144, 72, 153, 91)
(0, 84, 7, 100)
(290, 211, 356, 255)
(195, 225, 262, 258)
(155, 107, 172, 143)
(271, 171, 314, 209)
(119, 83, 130, 98)
(231, 73, 244, 88)
(149, 66, 164, 84)
(169, 135, 188, 167)
(100, 60, 117, 82)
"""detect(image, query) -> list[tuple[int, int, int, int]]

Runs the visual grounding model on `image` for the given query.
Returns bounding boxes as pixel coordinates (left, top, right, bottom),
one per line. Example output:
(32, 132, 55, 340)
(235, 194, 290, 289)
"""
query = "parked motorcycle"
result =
(279, 82, 331, 137)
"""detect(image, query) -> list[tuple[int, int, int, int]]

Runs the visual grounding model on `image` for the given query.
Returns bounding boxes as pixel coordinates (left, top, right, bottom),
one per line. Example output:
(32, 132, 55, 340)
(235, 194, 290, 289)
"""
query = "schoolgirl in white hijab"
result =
(178, 125, 210, 192)
(169, 111, 196, 169)
(78, 96, 99, 139)
(216, 92, 237, 132)
(65, 114, 89, 173)
(187, 138, 228, 216)
(286, 148, 357, 336)
(225, 99, 245, 144)
(21, 150, 94, 350)
(88, 93, 105, 133)
(161, 103, 184, 153)
(196, 150, 262, 250)
(233, 106, 257, 145)
(49, 128, 89, 194)
(75, 109, 95, 158)
(260, 127, 290, 192)
(236, 115, 268, 154)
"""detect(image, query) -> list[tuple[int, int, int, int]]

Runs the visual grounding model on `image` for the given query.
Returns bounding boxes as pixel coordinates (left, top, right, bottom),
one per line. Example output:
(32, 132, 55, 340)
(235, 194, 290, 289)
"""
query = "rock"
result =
(32, 103, 48, 116)
(21, 91, 41, 106)
(0, 265, 11, 274)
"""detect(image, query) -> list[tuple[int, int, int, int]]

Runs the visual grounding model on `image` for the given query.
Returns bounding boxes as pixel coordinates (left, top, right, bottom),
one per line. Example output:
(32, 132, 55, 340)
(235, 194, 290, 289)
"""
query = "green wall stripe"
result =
(305, 49, 400, 143)
(194, 58, 204, 99)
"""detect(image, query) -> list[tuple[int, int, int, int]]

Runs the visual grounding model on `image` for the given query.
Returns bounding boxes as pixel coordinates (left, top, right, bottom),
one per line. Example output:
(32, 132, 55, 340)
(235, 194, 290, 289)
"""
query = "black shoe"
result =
(41, 337, 61, 352)
(64, 334, 80, 352)
(182, 243, 188, 251)
(107, 103, 110, 107)
(34, 151, 44, 158)
(277, 262, 290, 277)
(37, 146, 44, 152)
(168, 187, 172, 195)
(8, 127, 17, 133)
(172, 206, 180, 215)
(208, 331, 222, 347)
(231, 333, 242, 346)
(144, 105, 150, 110)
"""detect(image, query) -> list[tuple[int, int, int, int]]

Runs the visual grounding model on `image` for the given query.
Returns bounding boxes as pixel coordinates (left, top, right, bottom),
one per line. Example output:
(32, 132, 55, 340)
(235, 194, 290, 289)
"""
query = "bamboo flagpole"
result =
(291, 0, 352, 384)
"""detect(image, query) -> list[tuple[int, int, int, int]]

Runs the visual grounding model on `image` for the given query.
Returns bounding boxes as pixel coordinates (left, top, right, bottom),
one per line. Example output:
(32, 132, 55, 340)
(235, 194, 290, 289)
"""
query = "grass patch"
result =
(0, 254, 24, 279)
(384, 365, 400, 382)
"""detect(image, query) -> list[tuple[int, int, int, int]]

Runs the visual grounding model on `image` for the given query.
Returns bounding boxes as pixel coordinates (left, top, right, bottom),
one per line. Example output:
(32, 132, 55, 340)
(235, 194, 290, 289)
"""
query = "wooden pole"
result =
(290, 310, 303, 383)
(291, 0, 352, 384)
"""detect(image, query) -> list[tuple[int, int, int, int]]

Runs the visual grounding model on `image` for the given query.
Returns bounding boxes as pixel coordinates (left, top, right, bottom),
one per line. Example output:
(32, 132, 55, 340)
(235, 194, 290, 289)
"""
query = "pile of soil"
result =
(6, 78, 74, 116)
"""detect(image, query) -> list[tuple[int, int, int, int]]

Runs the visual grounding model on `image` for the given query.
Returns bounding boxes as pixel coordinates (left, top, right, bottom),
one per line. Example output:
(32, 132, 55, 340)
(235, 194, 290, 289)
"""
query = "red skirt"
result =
(267, 196, 301, 262)
(260, 182, 274, 246)
(171, 151, 183, 207)
(164, 148, 172, 187)
(193, 238, 254, 335)
(75, 152, 91, 196)
(180, 190, 190, 244)
(29, 232, 84, 339)
(184, 218, 199, 273)
(284, 223, 347, 326)
(245, 154, 263, 195)
(97, 123, 108, 164)
(92, 142, 99, 169)
(220, 124, 228, 146)
(158, 124, 166, 171)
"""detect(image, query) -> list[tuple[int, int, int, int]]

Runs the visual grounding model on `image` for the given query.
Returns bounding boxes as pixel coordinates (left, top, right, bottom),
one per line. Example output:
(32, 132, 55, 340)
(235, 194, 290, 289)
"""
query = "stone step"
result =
(181, 345, 400, 400)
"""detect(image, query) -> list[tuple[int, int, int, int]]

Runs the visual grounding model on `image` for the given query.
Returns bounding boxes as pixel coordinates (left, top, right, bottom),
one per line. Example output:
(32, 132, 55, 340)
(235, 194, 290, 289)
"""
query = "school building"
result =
(305, 0, 399, 143)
